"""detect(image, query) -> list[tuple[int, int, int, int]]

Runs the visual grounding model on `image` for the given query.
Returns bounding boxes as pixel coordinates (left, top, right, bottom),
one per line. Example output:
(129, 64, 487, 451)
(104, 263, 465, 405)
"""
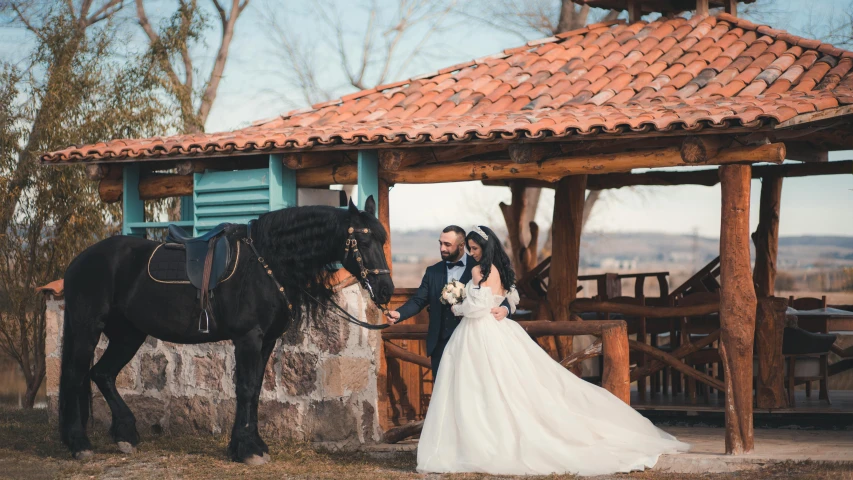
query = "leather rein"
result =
(243, 221, 390, 331)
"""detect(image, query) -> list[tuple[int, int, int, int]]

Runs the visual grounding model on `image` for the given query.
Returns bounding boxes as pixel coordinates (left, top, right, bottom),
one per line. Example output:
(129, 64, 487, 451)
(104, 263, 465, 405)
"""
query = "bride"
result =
(416, 226, 689, 476)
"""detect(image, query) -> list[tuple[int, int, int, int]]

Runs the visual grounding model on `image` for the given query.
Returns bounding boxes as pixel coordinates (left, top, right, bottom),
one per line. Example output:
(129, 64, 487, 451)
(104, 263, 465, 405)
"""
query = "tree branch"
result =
(86, 0, 124, 26)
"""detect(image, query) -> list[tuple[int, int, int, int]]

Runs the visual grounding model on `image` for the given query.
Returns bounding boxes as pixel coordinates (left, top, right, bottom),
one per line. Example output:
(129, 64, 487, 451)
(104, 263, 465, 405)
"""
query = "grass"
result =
(1, 407, 852, 479)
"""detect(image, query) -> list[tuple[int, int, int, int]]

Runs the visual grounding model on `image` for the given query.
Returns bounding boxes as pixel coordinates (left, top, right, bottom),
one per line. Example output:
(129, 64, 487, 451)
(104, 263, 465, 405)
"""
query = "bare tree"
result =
(460, 0, 618, 41)
(135, 0, 249, 134)
(0, 1, 171, 407)
(263, 0, 457, 106)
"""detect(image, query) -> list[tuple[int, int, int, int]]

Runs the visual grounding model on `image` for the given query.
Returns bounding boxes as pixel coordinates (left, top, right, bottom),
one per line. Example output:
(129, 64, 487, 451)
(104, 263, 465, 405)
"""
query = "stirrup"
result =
(198, 310, 210, 334)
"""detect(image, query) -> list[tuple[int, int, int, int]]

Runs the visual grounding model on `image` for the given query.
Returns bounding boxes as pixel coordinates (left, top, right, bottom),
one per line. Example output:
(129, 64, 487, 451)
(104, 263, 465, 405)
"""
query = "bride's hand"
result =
(491, 306, 508, 321)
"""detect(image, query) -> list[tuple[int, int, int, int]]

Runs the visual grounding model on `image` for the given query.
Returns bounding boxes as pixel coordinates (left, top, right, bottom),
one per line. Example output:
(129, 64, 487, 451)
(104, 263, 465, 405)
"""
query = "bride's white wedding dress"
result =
(416, 281, 689, 476)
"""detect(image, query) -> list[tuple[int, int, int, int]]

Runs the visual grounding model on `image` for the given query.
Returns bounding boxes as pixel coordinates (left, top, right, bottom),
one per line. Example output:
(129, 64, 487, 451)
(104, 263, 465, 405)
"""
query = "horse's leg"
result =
(90, 322, 146, 454)
(58, 303, 104, 460)
(248, 333, 282, 457)
(227, 327, 268, 465)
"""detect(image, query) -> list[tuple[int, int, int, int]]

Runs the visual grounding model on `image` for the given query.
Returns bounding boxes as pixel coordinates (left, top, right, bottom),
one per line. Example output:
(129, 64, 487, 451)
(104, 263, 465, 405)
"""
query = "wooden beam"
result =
(549, 175, 586, 360)
(483, 160, 852, 191)
(571, 299, 719, 318)
(680, 136, 729, 164)
(629, 340, 725, 392)
(383, 341, 430, 369)
(631, 330, 721, 381)
(508, 144, 558, 164)
(560, 340, 602, 368)
(785, 143, 828, 162)
(175, 160, 194, 176)
(378, 149, 433, 170)
(752, 175, 783, 298)
(85, 163, 110, 181)
(281, 151, 347, 169)
(381, 143, 785, 184)
(718, 163, 757, 455)
(381, 320, 629, 339)
(296, 163, 358, 187)
(383, 420, 424, 444)
(755, 297, 789, 409)
(627, 0, 642, 22)
(695, 0, 710, 16)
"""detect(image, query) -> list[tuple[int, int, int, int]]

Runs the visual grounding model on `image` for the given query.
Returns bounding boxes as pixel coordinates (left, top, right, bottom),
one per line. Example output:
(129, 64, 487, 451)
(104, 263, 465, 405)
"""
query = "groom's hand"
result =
(385, 310, 401, 324)
(491, 306, 509, 321)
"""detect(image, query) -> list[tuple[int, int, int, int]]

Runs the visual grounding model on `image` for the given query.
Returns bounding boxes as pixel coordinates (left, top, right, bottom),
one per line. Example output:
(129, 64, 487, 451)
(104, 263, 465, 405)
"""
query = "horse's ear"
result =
(348, 198, 359, 215)
(364, 195, 376, 217)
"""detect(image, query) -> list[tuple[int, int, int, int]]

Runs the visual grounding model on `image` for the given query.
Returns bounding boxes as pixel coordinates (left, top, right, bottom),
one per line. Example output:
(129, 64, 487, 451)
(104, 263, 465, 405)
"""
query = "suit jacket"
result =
(397, 255, 510, 356)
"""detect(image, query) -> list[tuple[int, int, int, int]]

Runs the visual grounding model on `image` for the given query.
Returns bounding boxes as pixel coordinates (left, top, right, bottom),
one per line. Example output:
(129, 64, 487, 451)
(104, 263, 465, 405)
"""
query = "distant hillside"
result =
(391, 229, 853, 270)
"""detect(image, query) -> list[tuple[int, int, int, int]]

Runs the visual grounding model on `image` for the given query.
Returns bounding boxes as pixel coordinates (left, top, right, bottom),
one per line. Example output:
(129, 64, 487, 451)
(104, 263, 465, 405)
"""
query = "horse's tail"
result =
(57, 268, 105, 451)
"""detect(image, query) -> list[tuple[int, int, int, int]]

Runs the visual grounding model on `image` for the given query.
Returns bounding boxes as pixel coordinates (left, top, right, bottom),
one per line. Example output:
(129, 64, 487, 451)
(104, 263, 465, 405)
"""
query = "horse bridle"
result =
(342, 226, 392, 315)
(244, 221, 390, 330)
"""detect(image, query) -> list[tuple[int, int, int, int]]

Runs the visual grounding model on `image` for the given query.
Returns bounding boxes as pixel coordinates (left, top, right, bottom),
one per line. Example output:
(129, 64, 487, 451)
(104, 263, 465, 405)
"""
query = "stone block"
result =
(306, 398, 357, 442)
(308, 314, 349, 355)
(169, 396, 215, 434)
(258, 401, 302, 440)
(124, 395, 168, 435)
(361, 400, 376, 442)
(141, 352, 168, 391)
(279, 351, 318, 396)
(263, 355, 277, 392)
(322, 357, 371, 397)
(193, 355, 224, 391)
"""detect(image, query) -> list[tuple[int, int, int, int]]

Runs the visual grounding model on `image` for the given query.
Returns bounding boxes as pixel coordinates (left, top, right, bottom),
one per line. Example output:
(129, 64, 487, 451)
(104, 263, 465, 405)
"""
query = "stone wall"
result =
(44, 283, 384, 448)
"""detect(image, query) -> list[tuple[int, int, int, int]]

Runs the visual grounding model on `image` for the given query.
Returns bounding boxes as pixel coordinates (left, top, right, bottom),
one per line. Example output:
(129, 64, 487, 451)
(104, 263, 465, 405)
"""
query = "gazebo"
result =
(42, 0, 853, 454)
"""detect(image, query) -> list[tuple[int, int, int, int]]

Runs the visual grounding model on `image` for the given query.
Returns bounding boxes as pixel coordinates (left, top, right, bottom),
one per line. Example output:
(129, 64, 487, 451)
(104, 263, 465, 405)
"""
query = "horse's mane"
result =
(254, 205, 348, 321)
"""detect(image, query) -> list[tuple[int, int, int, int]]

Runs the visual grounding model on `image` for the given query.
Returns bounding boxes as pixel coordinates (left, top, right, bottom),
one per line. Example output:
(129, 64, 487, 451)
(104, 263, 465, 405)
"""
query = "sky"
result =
(1, 0, 851, 237)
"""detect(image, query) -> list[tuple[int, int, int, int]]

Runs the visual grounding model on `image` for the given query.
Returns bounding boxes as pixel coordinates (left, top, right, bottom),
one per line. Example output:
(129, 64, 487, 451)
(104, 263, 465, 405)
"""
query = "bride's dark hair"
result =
(466, 226, 515, 292)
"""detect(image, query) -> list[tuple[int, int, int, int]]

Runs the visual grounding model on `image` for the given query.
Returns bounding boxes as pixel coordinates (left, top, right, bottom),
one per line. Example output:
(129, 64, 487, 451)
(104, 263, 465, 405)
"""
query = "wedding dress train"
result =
(416, 281, 689, 476)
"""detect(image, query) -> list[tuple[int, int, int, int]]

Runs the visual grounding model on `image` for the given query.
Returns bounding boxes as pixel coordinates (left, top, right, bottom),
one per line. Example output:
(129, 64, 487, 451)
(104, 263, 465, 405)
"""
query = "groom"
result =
(385, 225, 511, 377)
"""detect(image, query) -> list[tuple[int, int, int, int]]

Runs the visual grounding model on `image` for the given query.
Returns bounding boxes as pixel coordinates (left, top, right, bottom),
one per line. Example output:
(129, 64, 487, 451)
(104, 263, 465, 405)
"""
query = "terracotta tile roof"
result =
(42, 13, 853, 164)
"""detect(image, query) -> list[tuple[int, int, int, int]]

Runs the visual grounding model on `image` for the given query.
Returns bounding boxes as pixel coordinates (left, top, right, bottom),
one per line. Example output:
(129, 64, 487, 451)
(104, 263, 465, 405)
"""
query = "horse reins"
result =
(243, 221, 390, 331)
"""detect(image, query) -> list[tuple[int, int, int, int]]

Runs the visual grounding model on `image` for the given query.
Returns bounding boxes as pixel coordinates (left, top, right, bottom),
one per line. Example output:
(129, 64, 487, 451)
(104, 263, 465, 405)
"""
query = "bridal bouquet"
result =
(440, 280, 466, 306)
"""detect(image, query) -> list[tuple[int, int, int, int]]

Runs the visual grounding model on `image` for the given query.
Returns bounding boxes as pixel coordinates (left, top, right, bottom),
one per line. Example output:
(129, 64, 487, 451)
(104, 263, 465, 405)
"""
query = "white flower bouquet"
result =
(440, 280, 466, 306)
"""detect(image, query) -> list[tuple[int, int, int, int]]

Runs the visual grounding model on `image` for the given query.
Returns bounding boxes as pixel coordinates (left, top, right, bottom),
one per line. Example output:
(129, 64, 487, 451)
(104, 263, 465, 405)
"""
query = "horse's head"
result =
(343, 196, 394, 305)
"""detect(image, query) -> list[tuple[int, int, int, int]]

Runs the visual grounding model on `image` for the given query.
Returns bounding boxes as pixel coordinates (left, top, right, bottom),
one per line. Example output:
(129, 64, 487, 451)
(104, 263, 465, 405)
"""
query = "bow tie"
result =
(445, 260, 464, 268)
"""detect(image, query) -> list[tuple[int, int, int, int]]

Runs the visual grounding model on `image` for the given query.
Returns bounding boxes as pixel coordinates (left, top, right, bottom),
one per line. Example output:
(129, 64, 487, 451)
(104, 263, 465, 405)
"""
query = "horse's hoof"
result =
(117, 442, 137, 454)
(243, 454, 268, 466)
(73, 450, 94, 461)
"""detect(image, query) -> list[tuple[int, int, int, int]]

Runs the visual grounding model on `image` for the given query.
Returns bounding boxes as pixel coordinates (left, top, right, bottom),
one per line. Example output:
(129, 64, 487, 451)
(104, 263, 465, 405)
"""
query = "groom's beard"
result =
(440, 245, 464, 262)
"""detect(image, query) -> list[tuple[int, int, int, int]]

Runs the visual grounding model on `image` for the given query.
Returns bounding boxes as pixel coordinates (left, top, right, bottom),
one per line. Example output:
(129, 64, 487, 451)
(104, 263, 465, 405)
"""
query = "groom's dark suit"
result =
(396, 254, 510, 377)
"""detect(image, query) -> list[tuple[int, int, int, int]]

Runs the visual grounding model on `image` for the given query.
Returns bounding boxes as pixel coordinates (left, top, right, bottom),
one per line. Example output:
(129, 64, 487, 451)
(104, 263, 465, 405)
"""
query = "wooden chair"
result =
(788, 295, 829, 398)
(782, 326, 835, 406)
(675, 292, 722, 403)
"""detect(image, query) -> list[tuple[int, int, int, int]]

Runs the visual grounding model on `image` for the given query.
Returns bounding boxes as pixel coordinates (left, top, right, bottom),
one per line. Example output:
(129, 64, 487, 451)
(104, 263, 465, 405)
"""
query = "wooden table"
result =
(788, 307, 853, 334)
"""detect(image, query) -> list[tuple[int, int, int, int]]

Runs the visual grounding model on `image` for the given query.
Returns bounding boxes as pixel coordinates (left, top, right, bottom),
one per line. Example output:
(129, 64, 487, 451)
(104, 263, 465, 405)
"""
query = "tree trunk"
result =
(718, 164, 757, 455)
(499, 182, 540, 277)
(556, 1, 588, 33)
(548, 175, 586, 360)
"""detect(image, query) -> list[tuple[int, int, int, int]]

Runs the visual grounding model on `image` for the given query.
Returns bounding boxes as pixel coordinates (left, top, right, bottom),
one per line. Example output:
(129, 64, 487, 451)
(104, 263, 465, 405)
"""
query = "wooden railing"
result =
(382, 319, 630, 404)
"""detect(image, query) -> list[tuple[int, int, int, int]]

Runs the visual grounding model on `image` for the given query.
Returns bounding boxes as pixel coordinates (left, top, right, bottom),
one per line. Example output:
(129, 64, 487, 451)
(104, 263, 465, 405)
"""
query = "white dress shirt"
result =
(445, 254, 467, 283)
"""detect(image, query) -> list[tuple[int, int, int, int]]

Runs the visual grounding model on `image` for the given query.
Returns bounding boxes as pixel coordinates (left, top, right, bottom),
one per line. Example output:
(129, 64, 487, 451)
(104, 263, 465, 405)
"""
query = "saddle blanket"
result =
(147, 243, 239, 285)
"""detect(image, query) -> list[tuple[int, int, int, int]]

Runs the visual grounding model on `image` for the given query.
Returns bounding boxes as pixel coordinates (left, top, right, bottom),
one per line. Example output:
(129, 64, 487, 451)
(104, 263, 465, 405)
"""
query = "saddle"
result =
(152, 223, 242, 333)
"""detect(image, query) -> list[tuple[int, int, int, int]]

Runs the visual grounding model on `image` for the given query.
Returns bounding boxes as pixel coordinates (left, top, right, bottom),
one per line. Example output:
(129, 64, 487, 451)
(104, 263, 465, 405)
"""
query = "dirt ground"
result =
(1, 407, 851, 480)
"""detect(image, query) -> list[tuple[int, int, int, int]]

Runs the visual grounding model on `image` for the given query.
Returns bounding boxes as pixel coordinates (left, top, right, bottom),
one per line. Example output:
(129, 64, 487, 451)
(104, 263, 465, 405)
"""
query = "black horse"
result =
(59, 197, 393, 464)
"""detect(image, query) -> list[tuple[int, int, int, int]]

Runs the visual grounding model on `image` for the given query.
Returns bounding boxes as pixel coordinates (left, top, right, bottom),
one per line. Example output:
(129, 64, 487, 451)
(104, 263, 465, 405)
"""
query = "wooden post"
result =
(378, 178, 392, 275)
(601, 324, 630, 404)
(755, 296, 789, 409)
(724, 0, 738, 16)
(269, 154, 298, 210)
(752, 175, 783, 298)
(357, 150, 379, 209)
(121, 164, 144, 237)
(718, 164, 758, 455)
(696, 0, 710, 16)
(627, 0, 642, 22)
(548, 175, 586, 360)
